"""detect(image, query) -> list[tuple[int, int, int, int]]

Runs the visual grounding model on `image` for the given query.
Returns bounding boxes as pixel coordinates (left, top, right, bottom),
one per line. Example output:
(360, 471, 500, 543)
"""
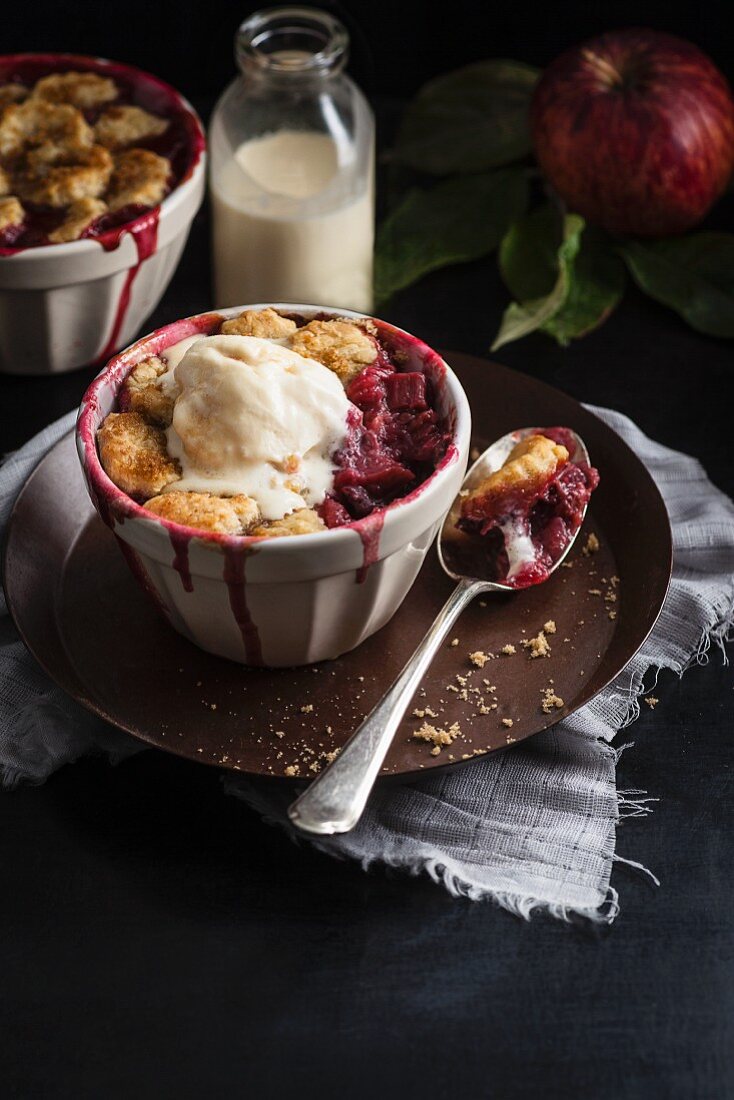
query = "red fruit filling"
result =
(318, 348, 451, 525)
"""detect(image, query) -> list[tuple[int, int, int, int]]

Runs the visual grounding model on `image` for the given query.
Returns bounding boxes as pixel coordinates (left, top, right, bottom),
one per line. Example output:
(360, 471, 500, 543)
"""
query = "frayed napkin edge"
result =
(224, 593, 734, 924)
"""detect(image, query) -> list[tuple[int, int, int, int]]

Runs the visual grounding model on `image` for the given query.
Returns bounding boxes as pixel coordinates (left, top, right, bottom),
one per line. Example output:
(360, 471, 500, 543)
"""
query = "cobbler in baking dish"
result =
(97, 308, 452, 540)
(0, 59, 194, 248)
(452, 428, 599, 588)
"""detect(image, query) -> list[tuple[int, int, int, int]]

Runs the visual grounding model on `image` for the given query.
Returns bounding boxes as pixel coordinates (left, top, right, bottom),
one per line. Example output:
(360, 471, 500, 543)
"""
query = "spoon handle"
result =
(287, 578, 485, 836)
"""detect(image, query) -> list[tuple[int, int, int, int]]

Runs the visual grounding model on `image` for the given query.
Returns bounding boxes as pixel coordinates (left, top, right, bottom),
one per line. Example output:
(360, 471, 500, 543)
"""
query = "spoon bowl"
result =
(288, 426, 592, 836)
(439, 426, 591, 585)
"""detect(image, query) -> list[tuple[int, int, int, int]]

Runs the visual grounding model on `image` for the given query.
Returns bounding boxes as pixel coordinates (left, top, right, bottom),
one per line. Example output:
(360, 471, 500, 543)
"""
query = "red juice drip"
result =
(354, 511, 385, 584)
(94, 208, 160, 366)
(168, 530, 193, 592)
(222, 548, 262, 666)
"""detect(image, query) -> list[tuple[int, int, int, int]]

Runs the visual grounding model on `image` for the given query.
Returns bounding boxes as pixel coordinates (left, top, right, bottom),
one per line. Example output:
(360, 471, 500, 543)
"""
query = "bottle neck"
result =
(236, 6, 349, 88)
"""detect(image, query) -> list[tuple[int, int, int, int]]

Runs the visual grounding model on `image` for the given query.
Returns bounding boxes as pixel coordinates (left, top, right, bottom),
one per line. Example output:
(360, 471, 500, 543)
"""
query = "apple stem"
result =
(581, 49, 623, 89)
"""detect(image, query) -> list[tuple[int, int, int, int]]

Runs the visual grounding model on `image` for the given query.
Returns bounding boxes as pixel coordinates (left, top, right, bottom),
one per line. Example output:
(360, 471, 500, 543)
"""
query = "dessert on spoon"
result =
(288, 427, 599, 836)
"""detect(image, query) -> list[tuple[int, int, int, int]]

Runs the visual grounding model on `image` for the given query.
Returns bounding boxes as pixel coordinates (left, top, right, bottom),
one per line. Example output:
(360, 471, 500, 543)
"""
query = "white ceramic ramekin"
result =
(0, 54, 206, 376)
(76, 305, 472, 666)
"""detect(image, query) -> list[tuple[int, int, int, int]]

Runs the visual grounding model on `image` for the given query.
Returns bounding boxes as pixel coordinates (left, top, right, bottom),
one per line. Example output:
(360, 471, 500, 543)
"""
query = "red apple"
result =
(531, 29, 734, 236)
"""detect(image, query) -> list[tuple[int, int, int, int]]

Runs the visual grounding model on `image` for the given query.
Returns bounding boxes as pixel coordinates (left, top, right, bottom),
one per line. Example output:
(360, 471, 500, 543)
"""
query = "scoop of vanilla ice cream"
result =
(165, 334, 352, 520)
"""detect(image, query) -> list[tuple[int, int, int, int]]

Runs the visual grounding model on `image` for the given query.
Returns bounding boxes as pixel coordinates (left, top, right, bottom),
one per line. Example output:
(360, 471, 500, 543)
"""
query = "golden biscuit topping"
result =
(251, 509, 326, 538)
(106, 148, 170, 211)
(47, 196, 106, 243)
(124, 355, 175, 426)
(0, 98, 93, 158)
(144, 491, 261, 535)
(0, 195, 24, 231)
(0, 70, 175, 245)
(16, 143, 112, 207)
(97, 411, 180, 498)
(220, 307, 298, 339)
(462, 434, 569, 519)
(94, 106, 168, 150)
(0, 83, 28, 108)
(0, 83, 28, 109)
(32, 71, 118, 110)
(290, 319, 377, 385)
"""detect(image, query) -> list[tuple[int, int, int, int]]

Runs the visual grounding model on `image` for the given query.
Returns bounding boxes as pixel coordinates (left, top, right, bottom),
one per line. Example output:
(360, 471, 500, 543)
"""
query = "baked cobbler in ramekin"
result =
(0, 54, 205, 374)
(77, 305, 471, 667)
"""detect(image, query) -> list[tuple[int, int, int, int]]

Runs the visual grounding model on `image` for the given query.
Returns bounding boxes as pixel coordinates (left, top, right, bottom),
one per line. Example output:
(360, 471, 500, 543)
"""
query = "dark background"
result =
(3, 0, 733, 101)
(2, 3, 734, 1098)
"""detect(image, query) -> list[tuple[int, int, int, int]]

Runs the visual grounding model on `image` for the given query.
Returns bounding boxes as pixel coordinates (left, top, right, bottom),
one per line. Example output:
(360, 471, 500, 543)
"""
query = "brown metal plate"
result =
(3, 353, 672, 780)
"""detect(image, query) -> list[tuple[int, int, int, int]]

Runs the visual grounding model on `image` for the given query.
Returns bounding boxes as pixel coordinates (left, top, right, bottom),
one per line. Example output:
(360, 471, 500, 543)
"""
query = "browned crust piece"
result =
(0, 195, 24, 231)
(289, 319, 377, 385)
(144, 491, 261, 535)
(252, 508, 326, 538)
(106, 148, 170, 212)
(97, 411, 180, 499)
(122, 355, 175, 426)
(461, 435, 569, 518)
(48, 197, 107, 243)
(220, 307, 298, 339)
(0, 164, 11, 197)
(32, 71, 118, 110)
(0, 99, 93, 159)
(94, 106, 168, 150)
(16, 144, 112, 207)
(0, 84, 29, 109)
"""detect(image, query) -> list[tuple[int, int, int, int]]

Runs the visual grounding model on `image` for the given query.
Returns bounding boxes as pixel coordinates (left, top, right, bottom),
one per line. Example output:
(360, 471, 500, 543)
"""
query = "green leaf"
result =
(394, 60, 540, 176)
(619, 234, 734, 339)
(492, 209, 583, 350)
(492, 207, 625, 350)
(545, 227, 626, 344)
(374, 168, 529, 303)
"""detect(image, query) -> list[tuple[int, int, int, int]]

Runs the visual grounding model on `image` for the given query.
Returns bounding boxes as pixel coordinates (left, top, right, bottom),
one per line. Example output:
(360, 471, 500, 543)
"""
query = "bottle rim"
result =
(236, 6, 349, 77)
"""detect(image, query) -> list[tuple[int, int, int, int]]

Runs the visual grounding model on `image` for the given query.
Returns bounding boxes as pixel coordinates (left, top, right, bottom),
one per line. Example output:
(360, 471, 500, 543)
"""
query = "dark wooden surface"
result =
(2, 90, 734, 1099)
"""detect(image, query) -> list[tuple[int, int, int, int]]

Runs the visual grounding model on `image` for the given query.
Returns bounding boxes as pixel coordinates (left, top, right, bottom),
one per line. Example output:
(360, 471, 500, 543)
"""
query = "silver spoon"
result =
(287, 427, 591, 837)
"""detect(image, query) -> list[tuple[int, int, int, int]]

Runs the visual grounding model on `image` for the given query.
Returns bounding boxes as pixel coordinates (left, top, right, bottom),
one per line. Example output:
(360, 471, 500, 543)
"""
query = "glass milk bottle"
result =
(209, 7, 375, 313)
